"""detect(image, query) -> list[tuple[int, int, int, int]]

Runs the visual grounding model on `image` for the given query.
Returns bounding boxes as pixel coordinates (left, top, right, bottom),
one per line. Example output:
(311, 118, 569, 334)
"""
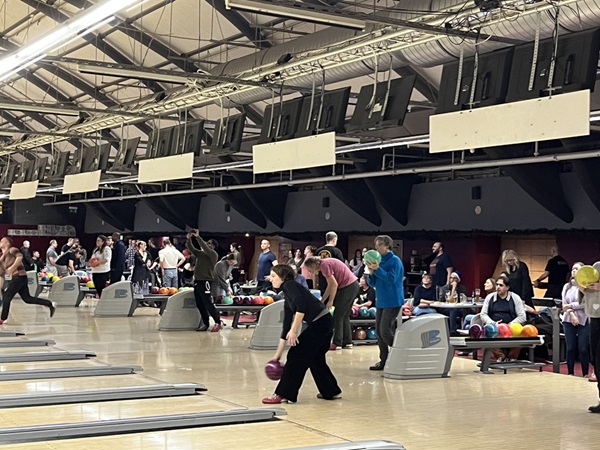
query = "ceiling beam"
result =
(210, 0, 272, 49)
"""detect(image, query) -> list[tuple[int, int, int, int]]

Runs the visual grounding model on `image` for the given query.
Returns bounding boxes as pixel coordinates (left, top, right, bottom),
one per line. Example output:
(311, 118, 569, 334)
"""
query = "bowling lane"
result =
(6, 420, 345, 450)
(0, 359, 104, 372)
(0, 395, 240, 428)
(0, 374, 158, 395)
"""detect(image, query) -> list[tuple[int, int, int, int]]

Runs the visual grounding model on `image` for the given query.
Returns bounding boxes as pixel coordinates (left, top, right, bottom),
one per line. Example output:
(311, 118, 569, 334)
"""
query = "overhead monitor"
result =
(258, 97, 303, 143)
(146, 126, 174, 159)
(14, 159, 35, 184)
(31, 156, 48, 182)
(348, 75, 416, 132)
(294, 87, 350, 138)
(96, 143, 111, 172)
(206, 113, 246, 155)
(111, 136, 140, 171)
(506, 28, 600, 102)
(49, 151, 69, 178)
(0, 161, 16, 187)
(172, 121, 204, 156)
(435, 47, 514, 114)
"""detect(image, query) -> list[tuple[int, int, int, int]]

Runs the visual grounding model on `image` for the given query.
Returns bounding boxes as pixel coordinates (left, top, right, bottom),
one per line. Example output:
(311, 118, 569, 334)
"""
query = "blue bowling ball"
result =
(366, 327, 378, 340)
(484, 323, 499, 338)
(358, 307, 370, 318)
(368, 307, 377, 319)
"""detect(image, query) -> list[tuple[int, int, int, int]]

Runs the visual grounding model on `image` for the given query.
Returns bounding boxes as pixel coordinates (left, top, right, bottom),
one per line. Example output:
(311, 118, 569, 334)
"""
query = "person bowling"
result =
(262, 264, 341, 404)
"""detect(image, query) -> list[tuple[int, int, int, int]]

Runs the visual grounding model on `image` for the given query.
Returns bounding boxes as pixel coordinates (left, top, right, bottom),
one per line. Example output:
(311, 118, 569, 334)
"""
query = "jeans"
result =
(564, 320, 591, 376)
(162, 268, 178, 288)
(375, 307, 401, 364)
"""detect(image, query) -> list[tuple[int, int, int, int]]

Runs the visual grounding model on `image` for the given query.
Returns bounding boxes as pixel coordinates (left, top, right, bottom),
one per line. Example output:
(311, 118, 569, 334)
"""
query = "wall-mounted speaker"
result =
(472, 186, 482, 200)
(322, 197, 330, 208)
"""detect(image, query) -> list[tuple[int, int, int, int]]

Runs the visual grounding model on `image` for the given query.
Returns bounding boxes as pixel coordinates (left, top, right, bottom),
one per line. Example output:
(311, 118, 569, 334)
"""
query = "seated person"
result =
(479, 275, 527, 362)
(412, 273, 437, 315)
(438, 271, 469, 335)
(353, 275, 375, 308)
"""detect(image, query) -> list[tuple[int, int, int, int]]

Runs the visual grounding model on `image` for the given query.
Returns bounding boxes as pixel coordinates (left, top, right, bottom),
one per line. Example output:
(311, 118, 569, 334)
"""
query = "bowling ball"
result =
(151, 286, 160, 294)
(222, 296, 234, 306)
(233, 296, 244, 305)
(363, 250, 382, 265)
(350, 306, 359, 318)
(41, 276, 49, 282)
(354, 328, 367, 340)
(575, 265, 600, 288)
(159, 287, 169, 295)
(254, 296, 265, 305)
(263, 296, 274, 305)
(215, 295, 224, 304)
(484, 323, 499, 338)
(265, 359, 284, 381)
(366, 327, 378, 340)
(521, 324, 539, 337)
(469, 323, 485, 339)
(358, 307, 370, 318)
(510, 323, 523, 337)
(168, 287, 178, 295)
(368, 307, 377, 318)
(89, 257, 99, 266)
(243, 296, 253, 305)
(86, 280, 94, 288)
(497, 323, 512, 338)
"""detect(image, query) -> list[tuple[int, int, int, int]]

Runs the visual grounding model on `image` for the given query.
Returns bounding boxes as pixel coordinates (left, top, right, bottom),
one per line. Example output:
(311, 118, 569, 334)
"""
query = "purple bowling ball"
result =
(469, 324, 484, 339)
(243, 296, 253, 305)
(234, 296, 244, 305)
(265, 359, 284, 381)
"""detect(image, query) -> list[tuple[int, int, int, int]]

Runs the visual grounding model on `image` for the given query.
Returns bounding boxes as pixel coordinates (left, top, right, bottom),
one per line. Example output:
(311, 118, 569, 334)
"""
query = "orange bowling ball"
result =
(168, 287, 179, 295)
(521, 324, 539, 337)
(263, 296, 274, 305)
(159, 287, 169, 295)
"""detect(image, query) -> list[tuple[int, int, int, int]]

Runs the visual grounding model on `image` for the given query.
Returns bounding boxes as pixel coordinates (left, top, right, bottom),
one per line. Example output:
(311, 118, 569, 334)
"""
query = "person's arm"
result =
(479, 295, 493, 325)
(511, 294, 527, 324)
(159, 252, 165, 270)
(369, 258, 402, 285)
(286, 312, 305, 346)
(445, 266, 453, 286)
(322, 275, 338, 309)
(535, 270, 550, 287)
(48, 252, 56, 266)
(273, 338, 287, 361)
(68, 258, 75, 274)
(186, 237, 202, 257)
(521, 264, 533, 298)
(215, 262, 230, 292)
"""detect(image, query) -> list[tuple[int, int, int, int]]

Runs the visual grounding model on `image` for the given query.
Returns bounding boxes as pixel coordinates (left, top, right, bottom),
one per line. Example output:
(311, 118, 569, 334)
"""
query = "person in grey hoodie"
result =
(580, 265, 600, 413)
(211, 253, 238, 300)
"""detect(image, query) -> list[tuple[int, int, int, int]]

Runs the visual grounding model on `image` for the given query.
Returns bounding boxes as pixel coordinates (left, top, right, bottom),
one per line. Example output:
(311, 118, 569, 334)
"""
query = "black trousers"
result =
(193, 280, 220, 327)
(275, 314, 341, 403)
(375, 307, 401, 364)
(1, 275, 52, 321)
(110, 269, 124, 284)
(590, 318, 600, 397)
(92, 272, 110, 298)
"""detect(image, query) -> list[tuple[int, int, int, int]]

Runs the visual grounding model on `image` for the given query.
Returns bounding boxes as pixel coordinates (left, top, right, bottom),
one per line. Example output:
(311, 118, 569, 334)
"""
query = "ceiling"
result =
(1, 0, 600, 230)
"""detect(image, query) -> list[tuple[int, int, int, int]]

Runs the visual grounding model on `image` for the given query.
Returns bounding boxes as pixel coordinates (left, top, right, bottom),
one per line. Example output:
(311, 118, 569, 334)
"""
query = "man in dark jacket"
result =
(110, 232, 127, 284)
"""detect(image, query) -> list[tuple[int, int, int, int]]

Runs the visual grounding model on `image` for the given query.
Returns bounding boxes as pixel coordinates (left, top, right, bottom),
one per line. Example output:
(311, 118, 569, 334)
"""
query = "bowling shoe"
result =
(49, 302, 56, 318)
(588, 403, 600, 413)
(262, 394, 294, 404)
(0, 320, 4, 325)
(211, 323, 223, 332)
(589, 372, 597, 382)
(369, 361, 384, 371)
(317, 393, 342, 400)
(196, 325, 209, 332)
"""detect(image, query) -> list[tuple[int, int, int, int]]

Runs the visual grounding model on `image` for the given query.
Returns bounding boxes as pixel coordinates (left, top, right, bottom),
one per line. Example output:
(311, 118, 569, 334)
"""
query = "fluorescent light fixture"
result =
(0, 101, 81, 116)
(0, 0, 141, 82)
(225, 0, 366, 30)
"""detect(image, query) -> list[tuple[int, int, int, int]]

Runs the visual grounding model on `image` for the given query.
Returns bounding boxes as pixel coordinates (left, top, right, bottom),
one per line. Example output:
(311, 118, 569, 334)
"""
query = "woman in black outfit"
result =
(502, 249, 535, 308)
(262, 264, 341, 404)
(131, 241, 153, 294)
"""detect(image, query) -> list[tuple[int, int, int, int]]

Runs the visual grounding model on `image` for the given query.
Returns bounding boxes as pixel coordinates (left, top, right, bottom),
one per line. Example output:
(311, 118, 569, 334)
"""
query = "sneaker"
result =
(496, 357, 506, 363)
(369, 361, 384, 371)
(317, 393, 342, 400)
(590, 372, 597, 382)
(329, 344, 341, 351)
(49, 302, 56, 318)
(342, 344, 353, 349)
(589, 403, 600, 413)
(211, 324, 223, 332)
(262, 394, 294, 404)
(457, 351, 472, 356)
(196, 325, 209, 332)
(0, 320, 4, 325)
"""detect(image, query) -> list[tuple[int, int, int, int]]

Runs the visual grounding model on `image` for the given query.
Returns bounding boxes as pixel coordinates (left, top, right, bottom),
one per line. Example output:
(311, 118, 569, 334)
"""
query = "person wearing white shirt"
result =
(159, 239, 185, 288)
(89, 235, 112, 298)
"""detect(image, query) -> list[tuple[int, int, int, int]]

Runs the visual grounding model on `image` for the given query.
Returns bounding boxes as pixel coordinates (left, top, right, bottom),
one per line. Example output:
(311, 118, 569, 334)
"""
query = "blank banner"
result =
(253, 132, 336, 174)
(9, 180, 39, 200)
(430, 90, 590, 153)
(138, 153, 194, 183)
(63, 170, 101, 194)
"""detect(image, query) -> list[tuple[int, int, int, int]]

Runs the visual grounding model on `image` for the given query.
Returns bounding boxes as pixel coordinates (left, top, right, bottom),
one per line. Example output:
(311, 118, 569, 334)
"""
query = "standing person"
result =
(125, 237, 137, 277)
(534, 246, 570, 299)
(229, 242, 244, 284)
(55, 247, 82, 276)
(131, 241, 153, 295)
(502, 249, 535, 308)
(110, 232, 126, 284)
(0, 236, 54, 324)
(61, 238, 75, 254)
(423, 241, 453, 289)
(147, 238, 159, 261)
(365, 235, 404, 371)
(45, 240, 59, 276)
(262, 264, 341, 404)
(89, 235, 112, 298)
(348, 249, 364, 278)
(562, 262, 590, 378)
(582, 268, 600, 412)
(301, 245, 316, 289)
(256, 239, 277, 292)
(304, 256, 359, 350)
(187, 231, 221, 332)
(289, 248, 304, 270)
(159, 239, 185, 288)
(20, 240, 33, 271)
(316, 231, 345, 296)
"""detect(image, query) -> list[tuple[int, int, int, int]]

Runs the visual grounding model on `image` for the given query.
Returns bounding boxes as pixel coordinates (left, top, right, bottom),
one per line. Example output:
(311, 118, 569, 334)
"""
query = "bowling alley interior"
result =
(3, 0, 600, 449)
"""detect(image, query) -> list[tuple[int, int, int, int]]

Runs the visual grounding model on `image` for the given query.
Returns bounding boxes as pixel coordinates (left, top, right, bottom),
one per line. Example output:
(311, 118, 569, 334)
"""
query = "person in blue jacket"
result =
(366, 235, 404, 371)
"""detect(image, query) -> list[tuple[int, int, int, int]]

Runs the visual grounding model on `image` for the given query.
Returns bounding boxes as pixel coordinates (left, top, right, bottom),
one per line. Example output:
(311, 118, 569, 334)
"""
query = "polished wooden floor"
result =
(0, 298, 598, 449)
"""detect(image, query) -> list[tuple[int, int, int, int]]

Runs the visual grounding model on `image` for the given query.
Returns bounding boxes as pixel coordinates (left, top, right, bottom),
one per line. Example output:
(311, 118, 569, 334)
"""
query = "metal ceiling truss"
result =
(5, 0, 571, 154)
